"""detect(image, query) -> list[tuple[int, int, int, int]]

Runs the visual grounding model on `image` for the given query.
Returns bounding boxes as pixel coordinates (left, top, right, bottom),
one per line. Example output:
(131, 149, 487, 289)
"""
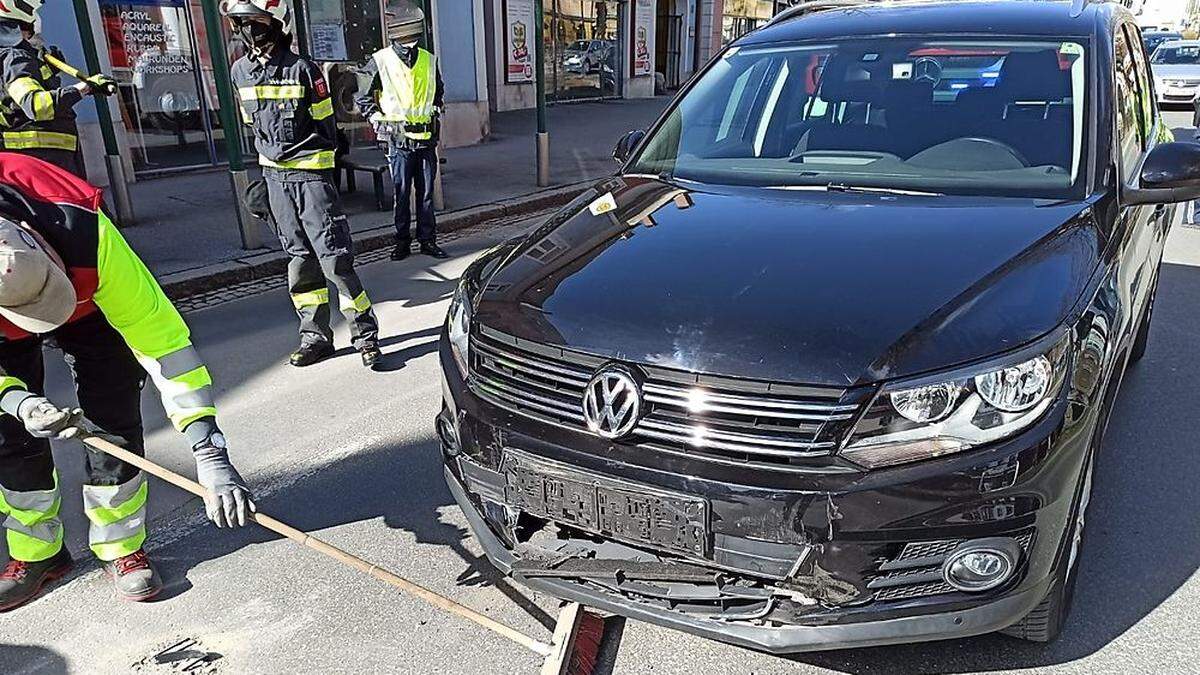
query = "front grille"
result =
(869, 531, 1035, 602)
(469, 326, 870, 469)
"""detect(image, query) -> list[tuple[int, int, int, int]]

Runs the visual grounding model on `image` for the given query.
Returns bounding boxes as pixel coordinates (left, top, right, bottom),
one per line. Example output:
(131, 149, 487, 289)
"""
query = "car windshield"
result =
(630, 38, 1088, 198)
(1151, 44, 1200, 64)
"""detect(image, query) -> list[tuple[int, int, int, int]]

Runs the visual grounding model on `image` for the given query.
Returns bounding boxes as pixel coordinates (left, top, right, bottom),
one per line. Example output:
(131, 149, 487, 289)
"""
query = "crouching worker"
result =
(0, 153, 255, 610)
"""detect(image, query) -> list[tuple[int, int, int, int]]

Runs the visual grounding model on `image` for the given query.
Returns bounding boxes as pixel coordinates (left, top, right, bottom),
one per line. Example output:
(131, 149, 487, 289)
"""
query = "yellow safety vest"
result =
(371, 47, 437, 141)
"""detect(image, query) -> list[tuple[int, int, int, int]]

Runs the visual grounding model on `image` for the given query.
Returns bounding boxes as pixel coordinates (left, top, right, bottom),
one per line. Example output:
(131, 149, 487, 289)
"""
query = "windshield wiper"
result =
(768, 183, 943, 197)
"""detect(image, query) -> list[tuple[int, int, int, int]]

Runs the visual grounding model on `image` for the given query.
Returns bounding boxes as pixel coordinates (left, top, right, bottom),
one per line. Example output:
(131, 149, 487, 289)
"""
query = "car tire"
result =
(1128, 275, 1158, 364)
(1002, 453, 1094, 643)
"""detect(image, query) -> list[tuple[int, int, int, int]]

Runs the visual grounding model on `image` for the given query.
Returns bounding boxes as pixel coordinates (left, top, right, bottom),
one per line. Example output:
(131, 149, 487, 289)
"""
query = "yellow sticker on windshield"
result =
(1060, 42, 1084, 55)
(589, 192, 618, 216)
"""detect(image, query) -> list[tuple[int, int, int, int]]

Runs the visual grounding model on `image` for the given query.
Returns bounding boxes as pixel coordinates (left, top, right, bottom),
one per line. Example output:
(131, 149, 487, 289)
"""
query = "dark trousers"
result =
(0, 312, 146, 495)
(388, 145, 438, 245)
(266, 174, 380, 350)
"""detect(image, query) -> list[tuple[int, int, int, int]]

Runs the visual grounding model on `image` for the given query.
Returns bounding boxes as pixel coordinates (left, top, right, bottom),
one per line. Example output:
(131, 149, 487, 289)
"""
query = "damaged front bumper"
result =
(437, 343, 1091, 653)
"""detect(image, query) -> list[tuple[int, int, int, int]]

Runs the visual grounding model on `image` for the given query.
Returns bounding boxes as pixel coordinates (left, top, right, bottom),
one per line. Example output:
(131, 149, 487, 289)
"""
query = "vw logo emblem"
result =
(582, 366, 642, 440)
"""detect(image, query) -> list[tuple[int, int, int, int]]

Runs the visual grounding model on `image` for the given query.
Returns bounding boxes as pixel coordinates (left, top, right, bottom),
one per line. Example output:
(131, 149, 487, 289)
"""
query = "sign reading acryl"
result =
(504, 0, 535, 84)
(97, 0, 202, 115)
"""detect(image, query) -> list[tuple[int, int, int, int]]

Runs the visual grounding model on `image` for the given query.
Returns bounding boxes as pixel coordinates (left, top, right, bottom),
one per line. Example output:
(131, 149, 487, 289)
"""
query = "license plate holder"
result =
(501, 449, 709, 558)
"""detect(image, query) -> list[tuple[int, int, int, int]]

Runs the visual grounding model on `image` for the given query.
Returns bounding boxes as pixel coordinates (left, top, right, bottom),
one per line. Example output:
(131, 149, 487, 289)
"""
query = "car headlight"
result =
(447, 281, 473, 377)
(842, 337, 1069, 469)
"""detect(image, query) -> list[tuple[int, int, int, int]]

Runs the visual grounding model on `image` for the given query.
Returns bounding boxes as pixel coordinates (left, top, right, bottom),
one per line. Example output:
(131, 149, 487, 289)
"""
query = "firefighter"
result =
(224, 0, 382, 368)
(355, 0, 448, 262)
(0, 0, 116, 176)
(0, 153, 255, 610)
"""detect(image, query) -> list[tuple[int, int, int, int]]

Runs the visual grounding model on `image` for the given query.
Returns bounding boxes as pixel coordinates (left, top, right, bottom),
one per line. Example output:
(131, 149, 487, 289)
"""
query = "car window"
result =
(1114, 30, 1144, 182)
(1150, 43, 1200, 64)
(1125, 25, 1157, 139)
(631, 38, 1088, 199)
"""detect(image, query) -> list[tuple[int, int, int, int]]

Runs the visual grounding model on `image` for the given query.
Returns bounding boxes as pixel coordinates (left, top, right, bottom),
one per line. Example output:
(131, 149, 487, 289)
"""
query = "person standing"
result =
(0, 153, 255, 610)
(0, 1, 116, 176)
(356, 0, 449, 261)
(223, 0, 382, 368)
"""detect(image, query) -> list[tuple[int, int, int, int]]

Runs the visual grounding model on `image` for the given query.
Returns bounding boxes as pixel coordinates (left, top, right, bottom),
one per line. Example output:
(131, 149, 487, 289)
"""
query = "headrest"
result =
(817, 57, 886, 103)
(996, 50, 1069, 101)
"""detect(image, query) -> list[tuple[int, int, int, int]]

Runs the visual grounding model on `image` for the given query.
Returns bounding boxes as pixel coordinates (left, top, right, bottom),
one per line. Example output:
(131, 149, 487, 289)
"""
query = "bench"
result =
(335, 156, 390, 211)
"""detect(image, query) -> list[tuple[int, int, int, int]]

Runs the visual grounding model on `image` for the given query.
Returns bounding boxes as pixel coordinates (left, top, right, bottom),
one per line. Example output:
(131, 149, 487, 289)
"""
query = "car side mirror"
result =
(1125, 141, 1200, 204)
(613, 129, 646, 164)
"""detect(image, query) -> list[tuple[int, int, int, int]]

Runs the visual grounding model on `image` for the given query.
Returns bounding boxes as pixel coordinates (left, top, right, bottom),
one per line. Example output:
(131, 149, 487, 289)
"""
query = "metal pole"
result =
(198, 0, 264, 249)
(421, 0, 446, 210)
(534, 0, 550, 186)
(70, 0, 135, 225)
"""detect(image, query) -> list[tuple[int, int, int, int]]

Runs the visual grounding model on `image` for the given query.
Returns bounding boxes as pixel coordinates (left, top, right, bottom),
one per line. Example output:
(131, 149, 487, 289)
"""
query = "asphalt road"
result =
(2, 112, 1200, 674)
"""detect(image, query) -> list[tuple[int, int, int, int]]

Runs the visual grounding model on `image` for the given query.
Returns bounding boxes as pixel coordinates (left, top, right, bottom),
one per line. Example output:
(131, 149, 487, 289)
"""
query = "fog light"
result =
(942, 538, 1022, 592)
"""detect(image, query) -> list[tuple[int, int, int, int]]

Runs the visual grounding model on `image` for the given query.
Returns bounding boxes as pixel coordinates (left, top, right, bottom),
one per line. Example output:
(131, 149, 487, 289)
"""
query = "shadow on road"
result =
(788, 262, 1200, 673)
(0, 644, 69, 675)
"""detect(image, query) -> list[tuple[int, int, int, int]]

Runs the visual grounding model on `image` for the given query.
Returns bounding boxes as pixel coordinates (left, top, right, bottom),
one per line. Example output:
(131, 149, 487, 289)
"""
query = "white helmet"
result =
(0, 0, 45, 24)
(221, 0, 293, 35)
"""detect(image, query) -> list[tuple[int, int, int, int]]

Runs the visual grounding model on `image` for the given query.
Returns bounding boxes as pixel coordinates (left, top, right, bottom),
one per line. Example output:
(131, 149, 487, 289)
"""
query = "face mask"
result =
(238, 20, 279, 49)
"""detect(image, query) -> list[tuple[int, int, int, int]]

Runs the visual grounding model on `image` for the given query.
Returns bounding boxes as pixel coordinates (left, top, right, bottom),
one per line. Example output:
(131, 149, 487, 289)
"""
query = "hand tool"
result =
(78, 431, 605, 675)
(42, 51, 118, 96)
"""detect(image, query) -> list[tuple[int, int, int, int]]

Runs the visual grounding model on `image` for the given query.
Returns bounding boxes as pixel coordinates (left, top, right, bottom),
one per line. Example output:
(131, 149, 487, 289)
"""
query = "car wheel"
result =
(1002, 453, 1094, 643)
(1129, 276, 1158, 364)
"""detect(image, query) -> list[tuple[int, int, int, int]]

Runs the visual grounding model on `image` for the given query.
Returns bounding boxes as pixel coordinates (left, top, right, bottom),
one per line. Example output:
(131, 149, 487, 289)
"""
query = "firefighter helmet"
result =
(384, 0, 425, 42)
(0, 0, 44, 24)
(221, 0, 293, 34)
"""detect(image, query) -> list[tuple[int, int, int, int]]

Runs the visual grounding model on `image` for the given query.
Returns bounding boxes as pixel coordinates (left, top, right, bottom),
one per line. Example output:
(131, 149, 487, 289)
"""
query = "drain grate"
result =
(132, 638, 223, 674)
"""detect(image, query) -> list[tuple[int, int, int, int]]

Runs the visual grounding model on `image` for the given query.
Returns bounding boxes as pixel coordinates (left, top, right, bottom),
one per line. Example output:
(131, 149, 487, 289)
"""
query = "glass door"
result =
(546, 0, 622, 101)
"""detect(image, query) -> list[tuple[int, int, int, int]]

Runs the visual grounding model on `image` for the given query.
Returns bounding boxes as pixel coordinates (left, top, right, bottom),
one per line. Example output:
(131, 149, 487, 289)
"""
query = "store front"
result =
(96, 0, 247, 176)
(720, 0, 774, 44)
(542, 1, 624, 101)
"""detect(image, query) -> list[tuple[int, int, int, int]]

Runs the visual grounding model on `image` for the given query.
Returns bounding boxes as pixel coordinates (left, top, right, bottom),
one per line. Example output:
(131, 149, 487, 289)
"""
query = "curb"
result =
(158, 181, 591, 301)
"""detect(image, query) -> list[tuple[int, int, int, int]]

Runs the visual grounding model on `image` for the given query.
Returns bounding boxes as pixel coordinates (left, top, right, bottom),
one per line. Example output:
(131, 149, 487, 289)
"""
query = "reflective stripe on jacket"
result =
(231, 49, 338, 174)
(371, 47, 437, 140)
(0, 153, 218, 432)
(0, 39, 82, 152)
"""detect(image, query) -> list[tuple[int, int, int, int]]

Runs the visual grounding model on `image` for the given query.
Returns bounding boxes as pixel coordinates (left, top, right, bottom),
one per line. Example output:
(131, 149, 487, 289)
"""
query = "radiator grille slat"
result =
(468, 329, 869, 468)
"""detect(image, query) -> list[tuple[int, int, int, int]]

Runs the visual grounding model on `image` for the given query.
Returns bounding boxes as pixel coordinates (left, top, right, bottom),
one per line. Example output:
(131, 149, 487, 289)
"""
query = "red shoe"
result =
(102, 550, 163, 602)
(0, 549, 73, 611)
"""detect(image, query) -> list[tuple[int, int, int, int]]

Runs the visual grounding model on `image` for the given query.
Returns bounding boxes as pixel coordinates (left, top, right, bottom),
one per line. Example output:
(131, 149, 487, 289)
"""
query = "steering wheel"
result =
(958, 136, 1031, 167)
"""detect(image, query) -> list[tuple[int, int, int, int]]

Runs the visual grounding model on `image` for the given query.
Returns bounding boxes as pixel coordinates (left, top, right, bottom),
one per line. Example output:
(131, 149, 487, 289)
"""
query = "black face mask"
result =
(237, 20, 280, 50)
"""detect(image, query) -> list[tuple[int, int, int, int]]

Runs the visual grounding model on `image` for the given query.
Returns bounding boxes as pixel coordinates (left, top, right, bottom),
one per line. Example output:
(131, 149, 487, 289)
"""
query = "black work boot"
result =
(419, 242, 449, 259)
(290, 341, 335, 367)
(390, 241, 412, 261)
(0, 549, 73, 612)
(103, 550, 162, 602)
(360, 343, 382, 369)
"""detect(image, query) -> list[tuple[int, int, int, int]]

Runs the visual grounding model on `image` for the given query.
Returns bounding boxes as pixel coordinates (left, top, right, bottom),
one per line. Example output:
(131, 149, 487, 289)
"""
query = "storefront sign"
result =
(632, 0, 653, 77)
(504, 0, 535, 84)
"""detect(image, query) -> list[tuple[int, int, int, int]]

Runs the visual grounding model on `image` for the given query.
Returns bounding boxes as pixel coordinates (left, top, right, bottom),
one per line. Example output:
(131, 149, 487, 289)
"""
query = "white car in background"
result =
(1150, 40, 1200, 107)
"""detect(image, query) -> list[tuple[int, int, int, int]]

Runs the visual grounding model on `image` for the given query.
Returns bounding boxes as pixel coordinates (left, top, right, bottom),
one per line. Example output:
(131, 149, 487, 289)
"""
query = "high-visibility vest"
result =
(371, 46, 437, 141)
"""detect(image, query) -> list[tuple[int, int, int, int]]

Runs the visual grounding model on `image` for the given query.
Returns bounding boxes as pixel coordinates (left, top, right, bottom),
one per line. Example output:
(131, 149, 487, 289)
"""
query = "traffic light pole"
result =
(199, 0, 264, 249)
(534, 0, 550, 186)
(70, 0, 135, 224)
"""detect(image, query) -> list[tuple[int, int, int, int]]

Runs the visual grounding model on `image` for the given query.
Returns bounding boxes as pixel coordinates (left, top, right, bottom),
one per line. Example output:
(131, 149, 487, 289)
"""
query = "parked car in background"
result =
(563, 39, 613, 74)
(1150, 39, 1200, 106)
(1143, 30, 1183, 56)
(440, 0, 1192, 654)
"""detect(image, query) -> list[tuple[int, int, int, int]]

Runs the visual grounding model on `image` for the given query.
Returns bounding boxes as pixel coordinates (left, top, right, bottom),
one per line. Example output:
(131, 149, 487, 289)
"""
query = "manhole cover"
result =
(132, 638, 223, 673)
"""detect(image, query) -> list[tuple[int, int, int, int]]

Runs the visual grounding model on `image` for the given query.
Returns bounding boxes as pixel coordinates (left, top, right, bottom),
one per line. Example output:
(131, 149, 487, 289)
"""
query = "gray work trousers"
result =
(265, 174, 380, 349)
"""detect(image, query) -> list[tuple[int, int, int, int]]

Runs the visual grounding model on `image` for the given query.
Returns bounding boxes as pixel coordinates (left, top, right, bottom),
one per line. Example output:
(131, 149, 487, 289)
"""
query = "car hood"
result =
(1151, 63, 1200, 78)
(474, 177, 1101, 387)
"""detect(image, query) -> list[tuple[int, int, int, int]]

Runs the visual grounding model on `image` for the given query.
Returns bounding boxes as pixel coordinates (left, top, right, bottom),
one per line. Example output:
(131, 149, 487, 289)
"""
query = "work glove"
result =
(16, 397, 83, 440)
(193, 432, 256, 528)
(85, 74, 119, 97)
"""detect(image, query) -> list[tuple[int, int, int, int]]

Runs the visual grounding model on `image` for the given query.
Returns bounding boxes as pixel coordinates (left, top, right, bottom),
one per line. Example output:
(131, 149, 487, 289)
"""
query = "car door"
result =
(1114, 23, 1165, 343)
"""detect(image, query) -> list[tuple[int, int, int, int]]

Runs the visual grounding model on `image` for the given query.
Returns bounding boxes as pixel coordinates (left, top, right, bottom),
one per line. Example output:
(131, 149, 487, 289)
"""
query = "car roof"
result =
(741, 0, 1119, 46)
(1159, 39, 1200, 47)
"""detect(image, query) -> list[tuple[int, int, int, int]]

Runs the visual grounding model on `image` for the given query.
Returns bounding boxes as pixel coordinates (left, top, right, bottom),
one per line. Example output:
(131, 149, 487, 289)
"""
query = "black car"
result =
(438, 0, 1196, 653)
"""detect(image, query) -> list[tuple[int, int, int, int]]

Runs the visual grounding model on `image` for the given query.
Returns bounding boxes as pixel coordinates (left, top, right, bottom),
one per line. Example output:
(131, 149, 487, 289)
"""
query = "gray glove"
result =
(15, 397, 83, 439)
(192, 432, 256, 528)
